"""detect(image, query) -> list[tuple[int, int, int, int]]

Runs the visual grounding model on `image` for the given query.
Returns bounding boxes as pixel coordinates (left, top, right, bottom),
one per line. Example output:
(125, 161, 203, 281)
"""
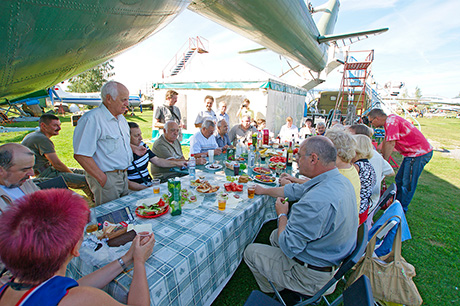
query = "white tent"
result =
(152, 57, 308, 135)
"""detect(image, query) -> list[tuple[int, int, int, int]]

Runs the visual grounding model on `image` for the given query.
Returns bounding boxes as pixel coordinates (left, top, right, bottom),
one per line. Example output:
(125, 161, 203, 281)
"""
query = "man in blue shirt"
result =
(215, 119, 231, 150)
(245, 136, 358, 296)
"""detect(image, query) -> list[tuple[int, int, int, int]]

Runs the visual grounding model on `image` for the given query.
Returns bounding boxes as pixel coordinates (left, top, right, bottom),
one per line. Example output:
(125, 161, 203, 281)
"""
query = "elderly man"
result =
(217, 101, 229, 125)
(73, 81, 132, 206)
(278, 116, 298, 142)
(21, 113, 92, 199)
(127, 122, 187, 190)
(195, 95, 217, 128)
(216, 119, 231, 150)
(316, 121, 326, 136)
(190, 120, 222, 158)
(245, 136, 358, 297)
(151, 121, 205, 176)
(228, 115, 258, 145)
(368, 108, 433, 213)
(154, 90, 184, 129)
(0, 144, 39, 212)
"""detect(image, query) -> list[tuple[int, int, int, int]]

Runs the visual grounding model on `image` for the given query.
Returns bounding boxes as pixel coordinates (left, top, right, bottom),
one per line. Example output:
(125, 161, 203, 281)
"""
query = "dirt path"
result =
(428, 138, 460, 160)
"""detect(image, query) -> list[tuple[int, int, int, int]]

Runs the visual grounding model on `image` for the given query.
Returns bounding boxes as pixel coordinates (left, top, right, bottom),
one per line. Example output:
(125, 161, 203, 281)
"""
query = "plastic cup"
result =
(233, 162, 240, 176)
(247, 182, 256, 199)
(85, 223, 98, 235)
(208, 149, 214, 163)
(218, 198, 226, 211)
(153, 179, 160, 194)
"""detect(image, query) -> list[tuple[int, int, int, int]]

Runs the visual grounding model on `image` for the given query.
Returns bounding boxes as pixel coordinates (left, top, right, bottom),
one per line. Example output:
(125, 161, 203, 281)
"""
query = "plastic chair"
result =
(343, 275, 373, 306)
(244, 290, 283, 306)
(367, 183, 396, 219)
(266, 224, 368, 306)
(36, 176, 68, 190)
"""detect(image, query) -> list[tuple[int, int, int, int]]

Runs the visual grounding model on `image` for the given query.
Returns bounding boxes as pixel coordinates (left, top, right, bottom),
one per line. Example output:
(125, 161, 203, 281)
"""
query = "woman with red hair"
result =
(0, 188, 155, 306)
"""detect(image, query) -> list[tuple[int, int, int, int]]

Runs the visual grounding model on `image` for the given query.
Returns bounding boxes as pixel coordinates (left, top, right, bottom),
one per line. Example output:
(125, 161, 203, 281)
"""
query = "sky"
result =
(111, 0, 460, 99)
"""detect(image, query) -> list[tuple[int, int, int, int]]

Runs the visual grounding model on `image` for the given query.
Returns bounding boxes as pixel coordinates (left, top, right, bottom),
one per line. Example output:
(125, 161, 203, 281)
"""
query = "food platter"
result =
(196, 181, 220, 194)
(135, 203, 169, 219)
(196, 186, 220, 194)
(269, 161, 287, 170)
(254, 174, 276, 184)
(205, 163, 223, 171)
(224, 182, 244, 192)
(253, 167, 272, 175)
(269, 156, 286, 163)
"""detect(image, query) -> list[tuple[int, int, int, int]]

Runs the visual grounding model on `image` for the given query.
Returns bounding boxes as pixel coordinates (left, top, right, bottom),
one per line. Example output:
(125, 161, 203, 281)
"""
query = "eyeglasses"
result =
(368, 117, 377, 125)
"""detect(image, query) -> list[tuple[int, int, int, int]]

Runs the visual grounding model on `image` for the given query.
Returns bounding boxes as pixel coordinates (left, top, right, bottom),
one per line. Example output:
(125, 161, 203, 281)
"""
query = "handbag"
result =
(346, 216, 423, 306)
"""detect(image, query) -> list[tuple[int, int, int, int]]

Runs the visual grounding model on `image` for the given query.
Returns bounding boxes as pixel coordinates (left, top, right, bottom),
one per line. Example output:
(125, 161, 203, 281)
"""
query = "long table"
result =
(67, 169, 276, 306)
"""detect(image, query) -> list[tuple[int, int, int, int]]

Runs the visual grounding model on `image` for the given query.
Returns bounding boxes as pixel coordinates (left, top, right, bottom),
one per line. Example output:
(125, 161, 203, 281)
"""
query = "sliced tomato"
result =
(157, 199, 166, 207)
(236, 185, 243, 192)
(224, 183, 232, 188)
(225, 186, 232, 192)
(293, 148, 299, 154)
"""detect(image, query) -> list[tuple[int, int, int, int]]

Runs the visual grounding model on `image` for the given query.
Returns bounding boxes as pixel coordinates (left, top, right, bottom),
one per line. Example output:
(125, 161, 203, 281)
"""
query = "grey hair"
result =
(0, 143, 34, 170)
(325, 129, 356, 163)
(303, 136, 337, 165)
(217, 119, 226, 127)
(202, 120, 215, 129)
(101, 81, 120, 103)
(164, 121, 177, 132)
(317, 122, 326, 127)
(367, 108, 387, 118)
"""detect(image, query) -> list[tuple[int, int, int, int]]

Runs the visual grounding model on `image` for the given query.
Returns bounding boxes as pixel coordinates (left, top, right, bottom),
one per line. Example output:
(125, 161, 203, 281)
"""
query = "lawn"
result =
(1, 112, 459, 305)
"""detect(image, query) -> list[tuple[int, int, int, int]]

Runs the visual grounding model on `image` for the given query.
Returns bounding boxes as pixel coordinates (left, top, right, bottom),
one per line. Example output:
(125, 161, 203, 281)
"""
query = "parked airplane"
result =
(51, 85, 141, 107)
(0, 0, 387, 103)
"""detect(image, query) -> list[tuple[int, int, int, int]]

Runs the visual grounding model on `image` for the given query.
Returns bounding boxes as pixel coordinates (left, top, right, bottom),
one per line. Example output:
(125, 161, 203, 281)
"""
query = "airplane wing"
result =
(317, 28, 389, 46)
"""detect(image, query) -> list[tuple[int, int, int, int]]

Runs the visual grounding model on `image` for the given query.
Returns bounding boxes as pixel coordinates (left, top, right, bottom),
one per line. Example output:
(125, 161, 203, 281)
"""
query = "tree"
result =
(68, 60, 115, 93)
(414, 86, 422, 99)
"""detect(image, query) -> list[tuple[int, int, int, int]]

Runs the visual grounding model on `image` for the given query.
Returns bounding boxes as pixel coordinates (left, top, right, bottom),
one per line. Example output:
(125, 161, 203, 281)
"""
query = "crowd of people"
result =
(0, 80, 433, 304)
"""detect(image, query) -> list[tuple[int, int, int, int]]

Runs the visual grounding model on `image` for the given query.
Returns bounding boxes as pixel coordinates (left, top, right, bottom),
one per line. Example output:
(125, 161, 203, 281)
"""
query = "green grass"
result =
(1, 114, 459, 305)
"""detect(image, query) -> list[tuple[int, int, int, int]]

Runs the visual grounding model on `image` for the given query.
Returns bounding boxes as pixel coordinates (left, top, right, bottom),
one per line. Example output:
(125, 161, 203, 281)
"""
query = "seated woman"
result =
(352, 134, 377, 225)
(0, 189, 155, 306)
(325, 129, 361, 213)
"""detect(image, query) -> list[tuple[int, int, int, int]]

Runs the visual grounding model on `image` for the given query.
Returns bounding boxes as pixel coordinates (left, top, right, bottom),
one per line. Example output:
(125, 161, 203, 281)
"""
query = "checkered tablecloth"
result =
(67, 170, 276, 306)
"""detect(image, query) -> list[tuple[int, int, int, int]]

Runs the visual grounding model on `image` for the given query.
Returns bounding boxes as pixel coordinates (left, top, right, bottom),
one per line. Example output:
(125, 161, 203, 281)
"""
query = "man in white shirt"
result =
(73, 81, 132, 206)
(217, 101, 230, 125)
(195, 95, 217, 128)
(0, 143, 39, 213)
(228, 115, 258, 146)
(190, 120, 222, 157)
(278, 116, 298, 142)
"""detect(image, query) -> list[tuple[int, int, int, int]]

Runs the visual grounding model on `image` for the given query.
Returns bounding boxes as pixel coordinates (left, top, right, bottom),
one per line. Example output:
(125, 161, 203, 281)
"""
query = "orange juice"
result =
(86, 224, 98, 234)
(153, 186, 160, 194)
(218, 199, 226, 211)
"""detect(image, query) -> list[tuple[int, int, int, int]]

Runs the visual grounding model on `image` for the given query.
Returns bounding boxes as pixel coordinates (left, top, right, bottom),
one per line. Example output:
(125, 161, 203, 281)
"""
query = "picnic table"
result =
(66, 167, 280, 306)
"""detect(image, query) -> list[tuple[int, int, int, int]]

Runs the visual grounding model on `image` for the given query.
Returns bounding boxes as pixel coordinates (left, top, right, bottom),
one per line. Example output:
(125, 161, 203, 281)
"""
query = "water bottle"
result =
(188, 154, 196, 179)
(248, 143, 255, 169)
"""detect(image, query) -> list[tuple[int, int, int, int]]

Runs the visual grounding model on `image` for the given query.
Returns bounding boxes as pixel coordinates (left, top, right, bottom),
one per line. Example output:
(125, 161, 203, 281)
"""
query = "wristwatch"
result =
(118, 257, 127, 271)
(277, 213, 288, 221)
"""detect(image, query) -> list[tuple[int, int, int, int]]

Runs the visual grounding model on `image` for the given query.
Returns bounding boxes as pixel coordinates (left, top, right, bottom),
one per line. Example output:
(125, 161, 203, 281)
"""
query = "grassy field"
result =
(1, 111, 459, 305)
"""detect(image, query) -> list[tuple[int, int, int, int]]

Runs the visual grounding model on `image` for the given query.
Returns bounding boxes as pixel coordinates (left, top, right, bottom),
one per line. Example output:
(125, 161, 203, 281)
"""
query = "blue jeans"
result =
(395, 150, 433, 212)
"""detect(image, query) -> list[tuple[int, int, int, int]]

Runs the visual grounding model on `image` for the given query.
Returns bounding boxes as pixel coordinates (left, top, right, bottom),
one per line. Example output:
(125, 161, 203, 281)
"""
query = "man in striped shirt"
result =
(127, 122, 186, 190)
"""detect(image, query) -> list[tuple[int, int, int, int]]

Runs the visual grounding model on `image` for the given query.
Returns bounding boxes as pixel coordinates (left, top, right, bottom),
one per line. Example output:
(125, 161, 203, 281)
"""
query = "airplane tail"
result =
(315, 0, 340, 36)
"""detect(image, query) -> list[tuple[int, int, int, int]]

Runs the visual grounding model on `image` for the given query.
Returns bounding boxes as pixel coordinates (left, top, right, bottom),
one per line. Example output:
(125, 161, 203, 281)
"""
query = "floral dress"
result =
(355, 159, 376, 224)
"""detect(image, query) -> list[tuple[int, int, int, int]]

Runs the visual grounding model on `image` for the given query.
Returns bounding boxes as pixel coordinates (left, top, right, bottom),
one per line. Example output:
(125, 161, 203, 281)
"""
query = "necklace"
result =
(7, 281, 36, 291)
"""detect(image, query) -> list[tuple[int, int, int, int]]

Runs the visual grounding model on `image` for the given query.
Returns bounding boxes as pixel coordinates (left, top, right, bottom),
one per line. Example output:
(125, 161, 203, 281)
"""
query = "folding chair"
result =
(36, 176, 68, 190)
(343, 275, 373, 306)
(367, 183, 397, 219)
(262, 224, 368, 306)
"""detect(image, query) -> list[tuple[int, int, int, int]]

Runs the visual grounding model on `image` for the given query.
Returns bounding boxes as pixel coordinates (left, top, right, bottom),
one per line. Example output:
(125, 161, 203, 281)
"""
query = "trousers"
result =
(243, 229, 335, 296)
(395, 150, 433, 212)
(37, 167, 93, 199)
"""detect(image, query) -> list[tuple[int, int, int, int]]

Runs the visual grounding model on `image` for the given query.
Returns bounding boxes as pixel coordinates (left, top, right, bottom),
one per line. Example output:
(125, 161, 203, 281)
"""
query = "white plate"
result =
(254, 176, 277, 184)
(205, 164, 223, 171)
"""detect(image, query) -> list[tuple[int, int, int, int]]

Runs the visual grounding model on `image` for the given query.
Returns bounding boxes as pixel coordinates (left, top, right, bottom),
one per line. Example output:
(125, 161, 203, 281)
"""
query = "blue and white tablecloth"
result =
(67, 170, 276, 306)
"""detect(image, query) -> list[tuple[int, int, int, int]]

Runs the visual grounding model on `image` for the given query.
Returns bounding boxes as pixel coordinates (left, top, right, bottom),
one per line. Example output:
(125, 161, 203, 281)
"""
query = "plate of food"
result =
(196, 181, 220, 194)
(224, 182, 244, 192)
(269, 161, 287, 170)
(135, 198, 169, 218)
(253, 167, 272, 175)
(205, 163, 223, 171)
(190, 178, 206, 187)
(254, 174, 277, 184)
(269, 156, 286, 163)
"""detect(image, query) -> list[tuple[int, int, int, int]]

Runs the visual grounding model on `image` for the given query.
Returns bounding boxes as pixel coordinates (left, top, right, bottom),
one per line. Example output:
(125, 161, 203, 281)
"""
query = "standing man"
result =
(217, 101, 230, 125)
(236, 98, 254, 121)
(190, 120, 222, 157)
(228, 115, 258, 145)
(154, 90, 184, 130)
(73, 81, 132, 206)
(21, 114, 92, 199)
(367, 108, 433, 213)
(244, 136, 357, 296)
(0, 144, 39, 212)
(216, 119, 231, 150)
(195, 95, 217, 128)
(278, 116, 299, 142)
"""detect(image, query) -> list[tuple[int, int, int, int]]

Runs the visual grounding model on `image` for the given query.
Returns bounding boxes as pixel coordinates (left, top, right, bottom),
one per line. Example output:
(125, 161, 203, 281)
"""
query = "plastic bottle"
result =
(188, 154, 196, 179)
(248, 143, 256, 169)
